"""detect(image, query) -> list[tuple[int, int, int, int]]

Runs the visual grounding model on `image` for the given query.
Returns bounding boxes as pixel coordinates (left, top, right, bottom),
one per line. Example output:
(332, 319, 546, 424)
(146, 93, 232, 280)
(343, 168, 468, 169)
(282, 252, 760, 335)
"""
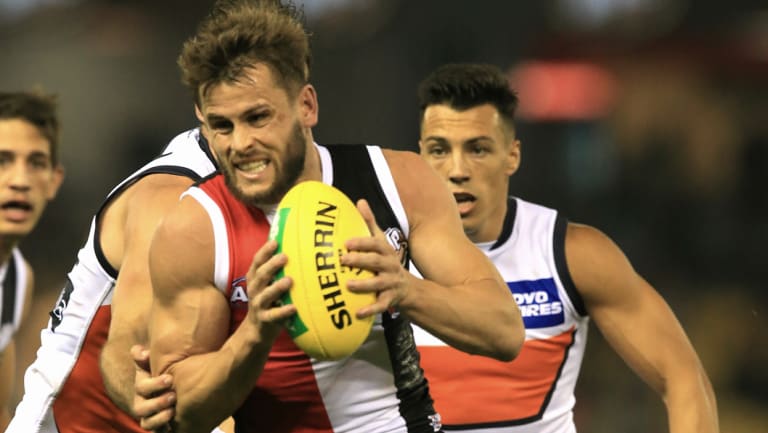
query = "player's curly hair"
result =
(417, 63, 519, 132)
(0, 90, 61, 166)
(179, 0, 311, 106)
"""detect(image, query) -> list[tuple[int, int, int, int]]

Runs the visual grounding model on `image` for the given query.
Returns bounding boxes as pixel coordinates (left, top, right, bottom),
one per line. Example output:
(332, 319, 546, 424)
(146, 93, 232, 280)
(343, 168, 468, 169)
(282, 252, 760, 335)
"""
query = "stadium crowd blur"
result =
(2, 0, 766, 431)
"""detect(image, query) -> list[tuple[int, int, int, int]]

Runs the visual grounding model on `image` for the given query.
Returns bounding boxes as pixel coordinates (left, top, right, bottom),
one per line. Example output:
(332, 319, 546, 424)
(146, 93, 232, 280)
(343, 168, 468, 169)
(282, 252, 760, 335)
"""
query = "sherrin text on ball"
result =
(269, 180, 376, 360)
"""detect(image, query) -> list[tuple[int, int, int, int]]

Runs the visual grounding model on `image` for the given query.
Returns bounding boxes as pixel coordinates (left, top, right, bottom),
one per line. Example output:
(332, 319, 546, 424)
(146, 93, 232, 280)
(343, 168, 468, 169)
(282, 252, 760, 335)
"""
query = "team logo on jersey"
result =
(384, 227, 408, 267)
(507, 278, 564, 328)
(230, 276, 248, 307)
(384, 226, 407, 318)
(49, 278, 75, 332)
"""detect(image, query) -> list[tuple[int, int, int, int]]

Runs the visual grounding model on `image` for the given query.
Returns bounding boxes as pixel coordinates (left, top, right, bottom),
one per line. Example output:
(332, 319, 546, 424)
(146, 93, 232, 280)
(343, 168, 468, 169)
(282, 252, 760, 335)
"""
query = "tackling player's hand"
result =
(131, 344, 174, 432)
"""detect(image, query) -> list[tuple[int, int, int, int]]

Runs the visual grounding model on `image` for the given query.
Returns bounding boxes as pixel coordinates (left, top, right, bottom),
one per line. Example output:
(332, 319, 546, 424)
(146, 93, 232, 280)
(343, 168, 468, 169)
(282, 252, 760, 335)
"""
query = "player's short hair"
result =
(0, 90, 61, 165)
(418, 63, 519, 131)
(179, 0, 311, 106)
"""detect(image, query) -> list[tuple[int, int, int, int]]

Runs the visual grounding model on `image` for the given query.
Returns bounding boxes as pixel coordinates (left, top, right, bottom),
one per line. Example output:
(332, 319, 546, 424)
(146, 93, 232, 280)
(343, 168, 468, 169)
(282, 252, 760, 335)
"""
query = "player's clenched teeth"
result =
(237, 159, 269, 173)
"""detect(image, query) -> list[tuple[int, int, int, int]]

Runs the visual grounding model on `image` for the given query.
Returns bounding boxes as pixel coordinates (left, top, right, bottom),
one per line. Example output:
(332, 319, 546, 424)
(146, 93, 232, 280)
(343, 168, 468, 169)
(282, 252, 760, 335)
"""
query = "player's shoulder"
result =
(380, 147, 430, 170)
(96, 172, 197, 267)
(119, 173, 196, 219)
(380, 148, 442, 190)
(149, 193, 214, 278)
(379, 148, 459, 231)
(564, 222, 636, 299)
(565, 222, 618, 252)
(163, 191, 210, 234)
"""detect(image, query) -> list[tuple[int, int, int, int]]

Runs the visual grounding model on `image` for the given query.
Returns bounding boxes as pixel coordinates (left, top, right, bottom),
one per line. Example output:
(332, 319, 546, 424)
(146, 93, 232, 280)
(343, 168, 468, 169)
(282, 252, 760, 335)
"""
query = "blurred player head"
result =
(0, 91, 64, 243)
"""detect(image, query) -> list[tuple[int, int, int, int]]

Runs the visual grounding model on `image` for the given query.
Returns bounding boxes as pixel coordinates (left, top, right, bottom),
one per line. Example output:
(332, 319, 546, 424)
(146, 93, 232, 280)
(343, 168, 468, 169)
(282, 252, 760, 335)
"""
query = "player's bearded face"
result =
(221, 120, 306, 206)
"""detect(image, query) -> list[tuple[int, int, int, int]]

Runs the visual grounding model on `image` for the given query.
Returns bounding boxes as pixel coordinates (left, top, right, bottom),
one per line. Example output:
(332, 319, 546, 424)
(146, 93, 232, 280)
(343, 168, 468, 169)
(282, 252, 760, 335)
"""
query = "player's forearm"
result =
(155, 323, 273, 433)
(401, 277, 523, 361)
(666, 367, 719, 433)
(100, 342, 136, 415)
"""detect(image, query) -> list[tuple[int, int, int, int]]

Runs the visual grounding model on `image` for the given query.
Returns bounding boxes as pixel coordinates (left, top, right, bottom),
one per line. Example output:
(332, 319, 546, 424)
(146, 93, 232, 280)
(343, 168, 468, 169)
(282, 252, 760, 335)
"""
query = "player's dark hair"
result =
(179, 0, 311, 106)
(0, 90, 61, 165)
(418, 63, 518, 130)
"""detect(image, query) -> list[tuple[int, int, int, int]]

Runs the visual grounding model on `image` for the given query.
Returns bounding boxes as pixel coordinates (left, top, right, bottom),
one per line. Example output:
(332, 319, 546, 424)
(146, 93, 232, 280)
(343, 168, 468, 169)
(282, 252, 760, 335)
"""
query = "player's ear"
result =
(194, 105, 204, 123)
(505, 138, 521, 176)
(297, 84, 318, 128)
(417, 123, 427, 156)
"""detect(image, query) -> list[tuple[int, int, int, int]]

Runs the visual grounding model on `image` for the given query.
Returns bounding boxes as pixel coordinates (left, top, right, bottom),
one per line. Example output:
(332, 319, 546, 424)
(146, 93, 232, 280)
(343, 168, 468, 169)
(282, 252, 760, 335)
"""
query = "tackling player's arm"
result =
(148, 195, 295, 433)
(345, 150, 524, 361)
(566, 223, 719, 433)
(131, 343, 237, 432)
(99, 174, 195, 416)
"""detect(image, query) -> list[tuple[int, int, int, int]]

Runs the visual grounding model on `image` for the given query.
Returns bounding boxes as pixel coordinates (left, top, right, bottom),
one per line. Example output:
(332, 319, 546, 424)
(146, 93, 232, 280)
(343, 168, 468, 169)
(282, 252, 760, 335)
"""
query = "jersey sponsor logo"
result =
(507, 278, 564, 328)
(49, 277, 75, 331)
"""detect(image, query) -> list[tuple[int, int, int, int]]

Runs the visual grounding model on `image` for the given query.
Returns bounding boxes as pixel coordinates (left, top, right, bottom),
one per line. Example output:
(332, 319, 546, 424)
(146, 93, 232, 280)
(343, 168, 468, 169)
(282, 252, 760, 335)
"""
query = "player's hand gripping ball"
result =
(269, 181, 376, 360)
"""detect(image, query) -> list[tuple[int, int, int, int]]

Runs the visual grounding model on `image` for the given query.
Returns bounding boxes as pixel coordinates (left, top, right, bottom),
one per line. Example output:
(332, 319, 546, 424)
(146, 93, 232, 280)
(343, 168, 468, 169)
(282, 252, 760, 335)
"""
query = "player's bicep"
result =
(148, 196, 229, 375)
(408, 183, 500, 287)
(110, 179, 193, 338)
(149, 282, 230, 377)
(591, 279, 689, 392)
(410, 212, 499, 288)
(567, 223, 655, 317)
(386, 150, 500, 287)
(567, 224, 686, 390)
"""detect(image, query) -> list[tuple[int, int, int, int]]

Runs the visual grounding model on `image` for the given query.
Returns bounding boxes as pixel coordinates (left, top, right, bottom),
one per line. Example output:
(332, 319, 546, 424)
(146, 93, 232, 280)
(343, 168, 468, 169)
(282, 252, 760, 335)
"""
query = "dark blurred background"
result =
(2, 0, 766, 431)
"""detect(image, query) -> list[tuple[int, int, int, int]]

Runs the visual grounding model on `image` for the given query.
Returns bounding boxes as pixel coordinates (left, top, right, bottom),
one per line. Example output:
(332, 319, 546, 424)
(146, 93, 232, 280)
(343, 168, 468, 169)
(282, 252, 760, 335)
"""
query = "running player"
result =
(6, 125, 218, 431)
(0, 90, 64, 431)
(412, 63, 719, 433)
(143, 2, 524, 432)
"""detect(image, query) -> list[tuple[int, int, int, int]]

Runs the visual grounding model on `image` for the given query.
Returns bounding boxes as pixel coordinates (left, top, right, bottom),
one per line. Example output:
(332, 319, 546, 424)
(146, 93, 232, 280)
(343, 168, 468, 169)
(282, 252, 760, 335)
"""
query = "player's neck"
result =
(0, 237, 17, 264)
(471, 200, 508, 244)
(299, 140, 323, 183)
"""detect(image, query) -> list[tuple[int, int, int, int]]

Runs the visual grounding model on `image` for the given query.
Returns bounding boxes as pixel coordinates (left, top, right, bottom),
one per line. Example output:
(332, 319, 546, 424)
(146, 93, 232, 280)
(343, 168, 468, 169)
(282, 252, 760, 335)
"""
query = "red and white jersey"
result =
(412, 197, 589, 433)
(0, 248, 29, 352)
(7, 129, 218, 433)
(186, 143, 442, 433)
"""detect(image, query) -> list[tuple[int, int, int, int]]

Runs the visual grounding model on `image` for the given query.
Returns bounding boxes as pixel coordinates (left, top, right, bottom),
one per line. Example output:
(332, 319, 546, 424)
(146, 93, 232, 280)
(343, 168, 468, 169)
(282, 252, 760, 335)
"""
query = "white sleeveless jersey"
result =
(0, 248, 29, 352)
(412, 197, 589, 433)
(8, 128, 218, 433)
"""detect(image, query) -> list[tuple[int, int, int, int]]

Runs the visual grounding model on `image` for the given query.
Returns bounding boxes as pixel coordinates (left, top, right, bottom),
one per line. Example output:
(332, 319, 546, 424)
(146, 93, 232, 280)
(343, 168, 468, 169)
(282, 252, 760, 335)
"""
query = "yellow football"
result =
(269, 180, 376, 360)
